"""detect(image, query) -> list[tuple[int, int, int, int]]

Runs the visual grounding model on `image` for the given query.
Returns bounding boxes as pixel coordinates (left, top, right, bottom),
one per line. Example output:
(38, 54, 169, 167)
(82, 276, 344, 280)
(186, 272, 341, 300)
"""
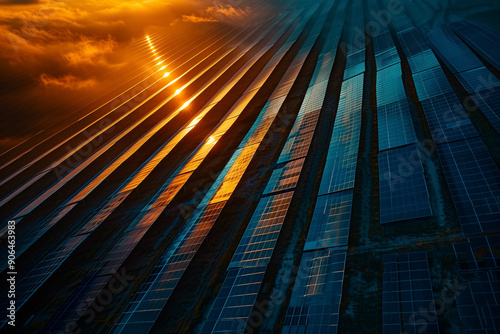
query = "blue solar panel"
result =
(412, 66, 454, 100)
(429, 25, 484, 74)
(229, 191, 294, 268)
(283, 248, 346, 334)
(456, 67, 500, 95)
(452, 20, 500, 71)
(374, 32, 395, 55)
(377, 100, 417, 151)
(304, 190, 353, 251)
(376, 63, 406, 107)
(375, 48, 400, 71)
(379, 145, 433, 224)
(319, 74, 363, 195)
(382, 252, 439, 334)
(396, 27, 428, 57)
(344, 50, 366, 80)
(471, 89, 500, 133)
(200, 268, 240, 333)
(420, 92, 478, 144)
(202, 266, 267, 333)
(407, 50, 440, 73)
(436, 138, 500, 236)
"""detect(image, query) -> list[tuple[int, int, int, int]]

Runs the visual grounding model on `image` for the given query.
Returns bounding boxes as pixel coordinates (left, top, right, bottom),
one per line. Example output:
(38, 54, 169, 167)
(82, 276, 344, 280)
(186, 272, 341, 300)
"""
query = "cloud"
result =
(182, 14, 218, 23)
(39, 73, 96, 89)
(62, 35, 117, 66)
(181, 4, 251, 24)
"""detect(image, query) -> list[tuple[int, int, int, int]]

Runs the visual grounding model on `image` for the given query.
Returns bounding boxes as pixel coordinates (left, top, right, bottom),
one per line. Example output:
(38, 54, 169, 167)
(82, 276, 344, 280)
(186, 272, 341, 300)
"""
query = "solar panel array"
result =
(388, 10, 500, 235)
(451, 20, 500, 74)
(2, 0, 500, 332)
(386, 8, 500, 331)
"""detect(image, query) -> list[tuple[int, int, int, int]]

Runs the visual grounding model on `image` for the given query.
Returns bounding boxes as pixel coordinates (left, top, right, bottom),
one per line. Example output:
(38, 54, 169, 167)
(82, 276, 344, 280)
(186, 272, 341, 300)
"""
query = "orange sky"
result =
(0, 0, 252, 90)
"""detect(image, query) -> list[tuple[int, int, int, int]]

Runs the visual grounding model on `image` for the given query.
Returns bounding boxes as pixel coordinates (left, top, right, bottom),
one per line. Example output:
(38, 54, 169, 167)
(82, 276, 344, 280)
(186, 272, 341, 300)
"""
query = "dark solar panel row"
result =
(281, 2, 365, 332)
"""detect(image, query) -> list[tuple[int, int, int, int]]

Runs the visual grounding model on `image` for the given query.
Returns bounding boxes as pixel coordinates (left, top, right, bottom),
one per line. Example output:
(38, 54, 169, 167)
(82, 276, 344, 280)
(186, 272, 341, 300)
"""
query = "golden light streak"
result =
(157, 61, 164, 65)
(180, 100, 191, 110)
(189, 117, 201, 127)
(163, 72, 170, 78)
(175, 88, 183, 96)
(159, 65, 167, 71)
(206, 136, 216, 145)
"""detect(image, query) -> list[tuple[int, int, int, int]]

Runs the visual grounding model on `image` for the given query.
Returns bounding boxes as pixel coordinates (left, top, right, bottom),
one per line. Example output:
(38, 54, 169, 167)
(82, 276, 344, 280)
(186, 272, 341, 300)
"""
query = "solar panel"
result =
(412, 66, 454, 100)
(455, 67, 500, 95)
(375, 48, 400, 71)
(304, 190, 353, 251)
(264, 158, 305, 195)
(396, 27, 428, 57)
(470, 89, 500, 133)
(278, 109, 321, 163)
(378, 144, 432, 224)
(376, 63, 406, 107)
(429, 25, 484, 74)
(283, 248, 346, 334)
(419, 92, 478, 144)
(200, 266, 267, 333)
(377, 100, 417, 151)
(382, 252, 439, 334)
(452, 20, 500, 71)
(436, 138, 500, 235)
(407, 50, 440, 73)
(319, 74, 363, 195)
(344, 50, 366, 80)
(230, 191, 294, 268)
(373, 32, 395, 55)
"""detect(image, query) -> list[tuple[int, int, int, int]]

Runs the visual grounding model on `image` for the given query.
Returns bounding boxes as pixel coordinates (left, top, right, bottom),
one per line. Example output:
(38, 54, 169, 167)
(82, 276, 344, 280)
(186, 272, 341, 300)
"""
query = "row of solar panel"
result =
(202, 5, 348, 332)
(369, 14, 432, 225)
(280, 6, 366, 332)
